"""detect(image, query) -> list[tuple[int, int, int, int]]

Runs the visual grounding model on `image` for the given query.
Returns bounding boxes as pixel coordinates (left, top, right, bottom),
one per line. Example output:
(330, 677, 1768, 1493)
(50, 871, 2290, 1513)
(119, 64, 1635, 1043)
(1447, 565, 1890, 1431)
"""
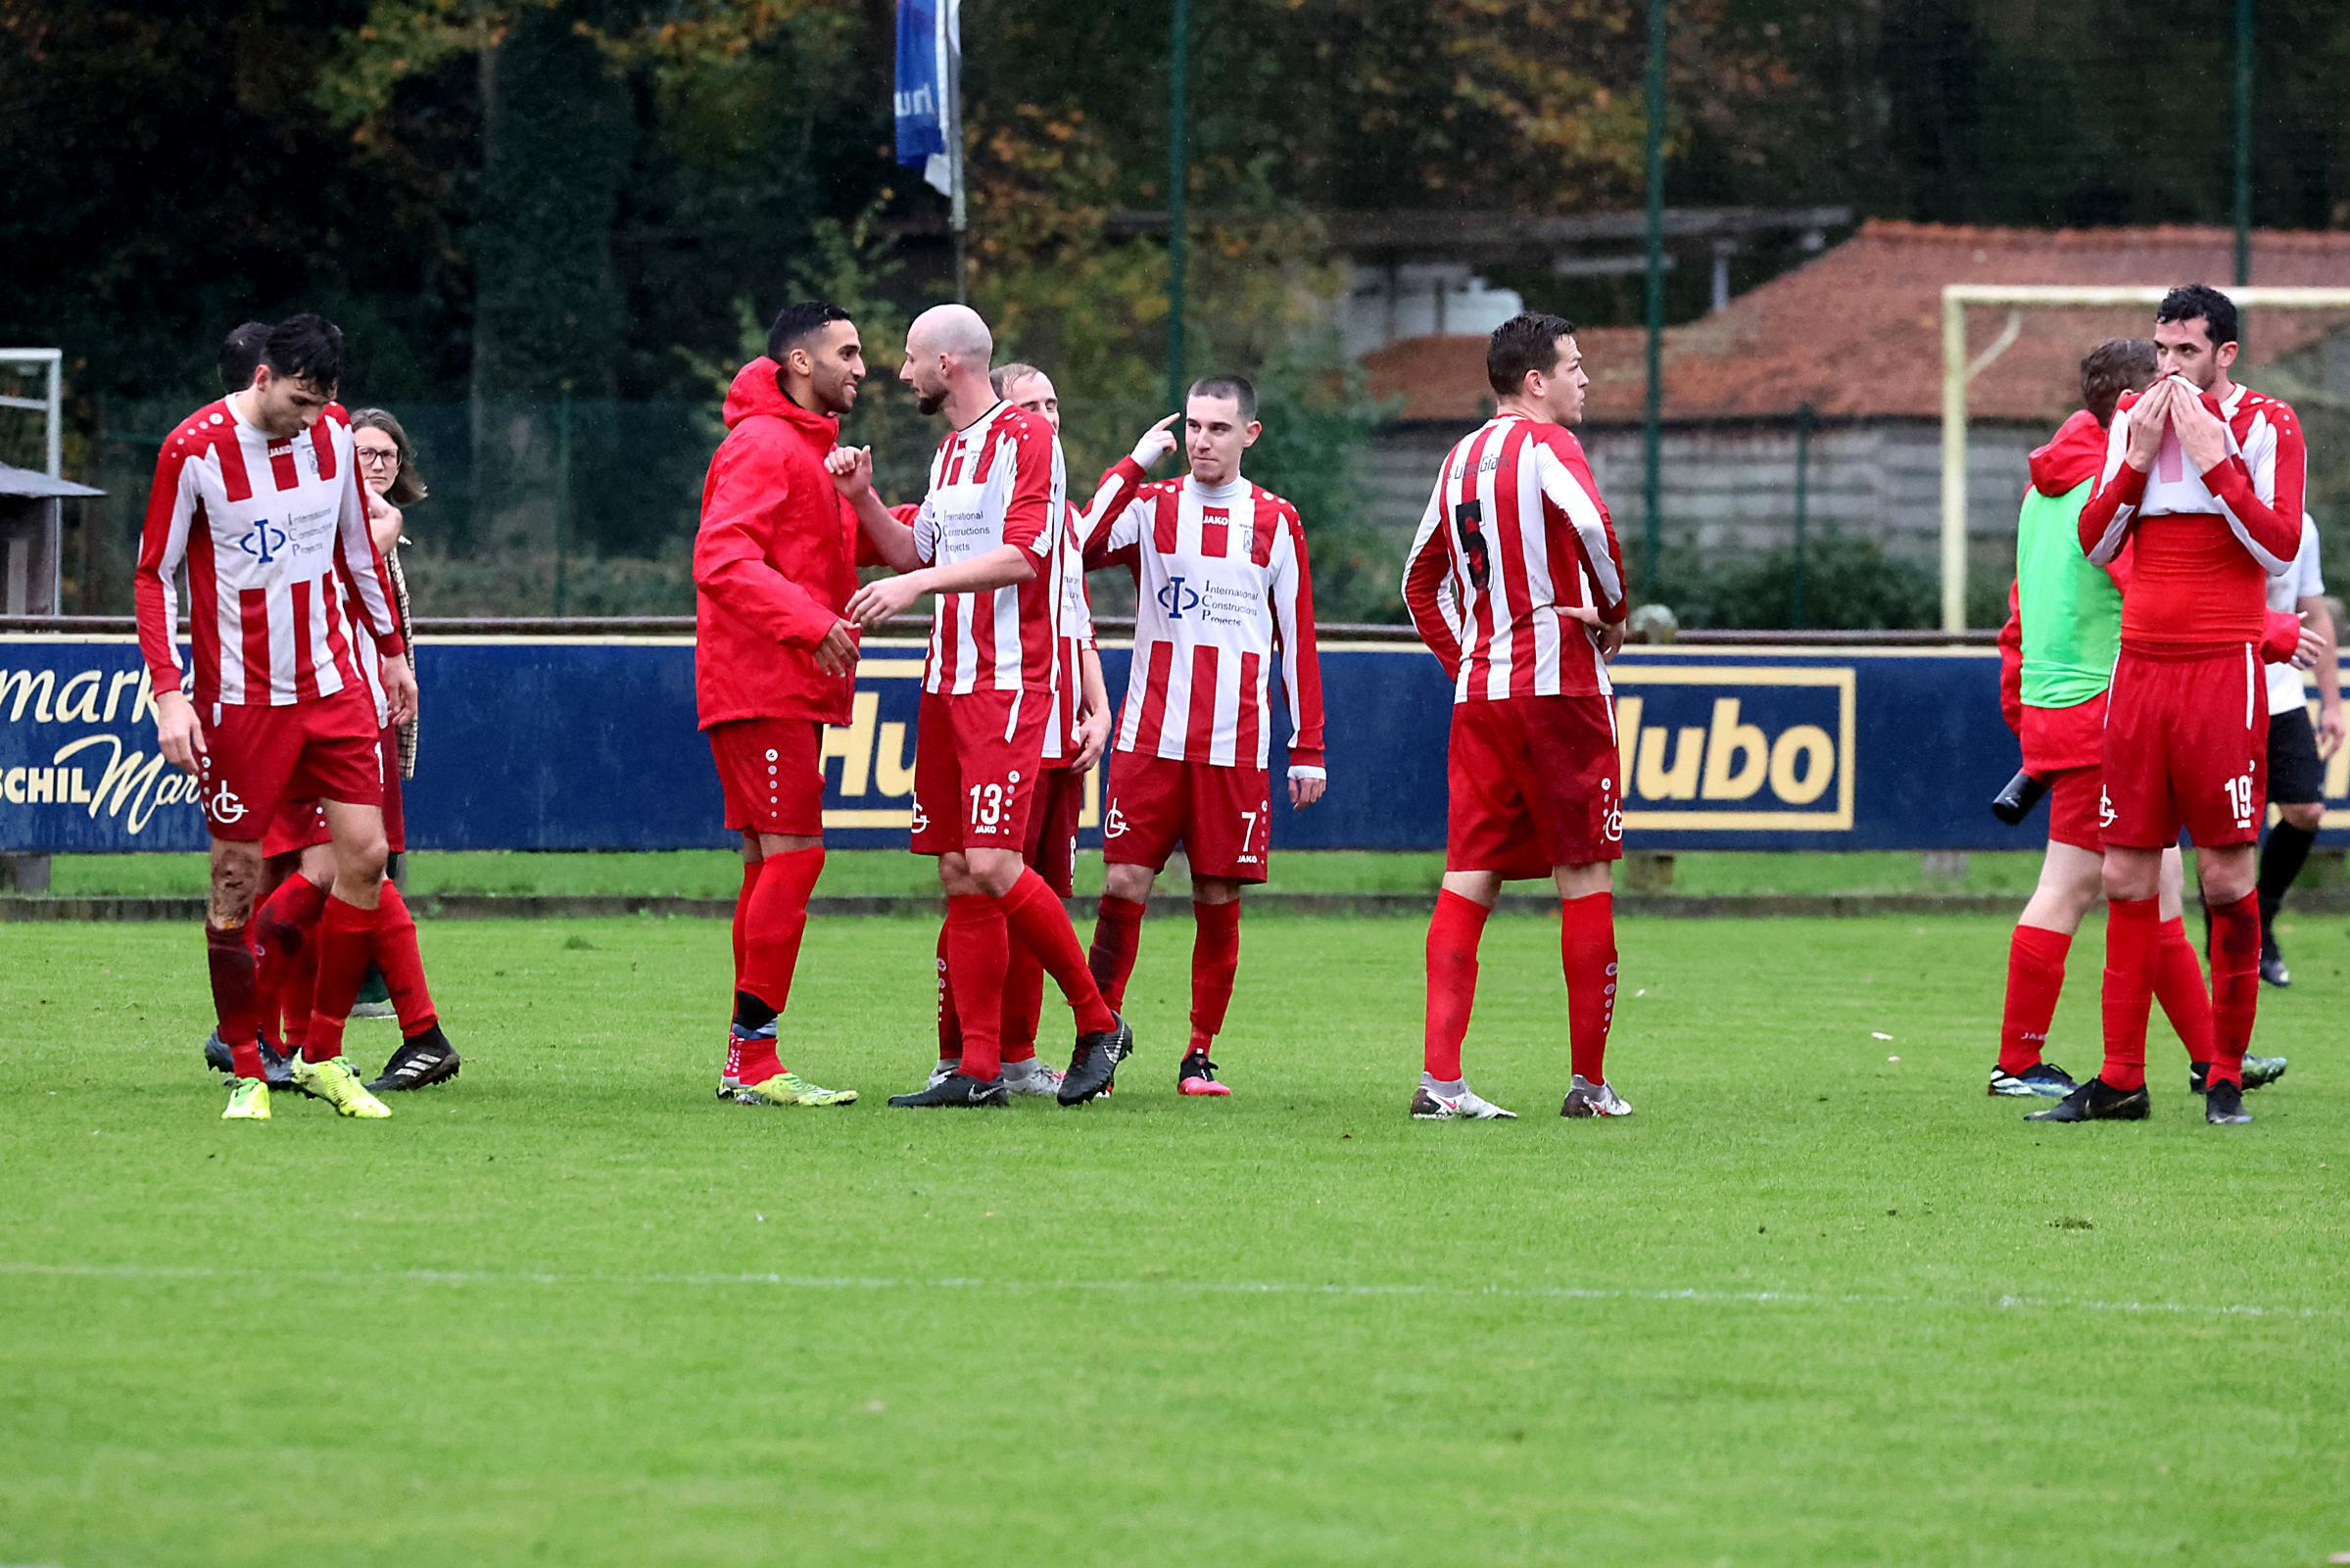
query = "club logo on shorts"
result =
(208, 780, 249, 825)
(238, 517, 288, 564)
(1104, 803, 1128, 838)
(2098, 787, 2116, 829)
(910, 799, 931, 833)
(1157, 576, 1201, 620)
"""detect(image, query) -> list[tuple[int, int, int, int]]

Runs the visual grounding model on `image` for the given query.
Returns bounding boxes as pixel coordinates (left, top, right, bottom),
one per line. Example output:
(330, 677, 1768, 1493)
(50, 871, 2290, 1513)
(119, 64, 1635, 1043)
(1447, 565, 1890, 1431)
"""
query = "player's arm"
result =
(1072, 643, 1113, 771)
(1082, 493, 1148, 574)
(847, 428, 1051, 626)
(2079, 385, 2163, 564)
(1997, 579, 2023, 738)
(828, 445, 924, 571)
(1534, 438, 1628, 624)
(2301, 590, 2344, 756)
(1075, 415, 1178, 556)
(2192, 402, 2308, 570)
(1401, 473, 1464, 678)
(695, 439, 858, 674)
(134, 438, 205, 775)
(1270, 506, 1327, 808)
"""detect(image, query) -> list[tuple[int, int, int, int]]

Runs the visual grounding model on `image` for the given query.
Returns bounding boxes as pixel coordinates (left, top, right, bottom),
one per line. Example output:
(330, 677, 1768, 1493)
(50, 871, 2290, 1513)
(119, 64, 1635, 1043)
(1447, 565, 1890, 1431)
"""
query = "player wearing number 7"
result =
(1079, 376, 1328, 1099)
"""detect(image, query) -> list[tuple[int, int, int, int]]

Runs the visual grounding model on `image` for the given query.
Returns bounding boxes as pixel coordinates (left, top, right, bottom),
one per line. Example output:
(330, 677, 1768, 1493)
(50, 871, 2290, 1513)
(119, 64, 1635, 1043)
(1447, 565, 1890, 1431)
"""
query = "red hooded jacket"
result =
(693, 358, 870, 729)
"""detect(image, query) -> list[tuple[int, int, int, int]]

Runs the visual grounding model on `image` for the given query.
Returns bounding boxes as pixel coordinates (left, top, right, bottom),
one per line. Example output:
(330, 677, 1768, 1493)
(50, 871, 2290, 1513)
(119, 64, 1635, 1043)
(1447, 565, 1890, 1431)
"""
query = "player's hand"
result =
(1560, 605, 1603, 627)
(379, 654, 419, 727)
(155, 690, 207, 778)
(812, 617, 860, 677)
(1597, 620, 1627, 661)
(828, 445, 875, 500)
(1288, 767, 1326, 810)
(1129, 413, 1180, 470)
(2292, 611, 2325, 670)
(2170, 384, 2230, 471)
(844, 571, 926, 628)
(2122, 380, 2171, 468)
(2321, 701, 2346, 759)
(365, 491, 404, 555)
(1072, 705, 1112, 772)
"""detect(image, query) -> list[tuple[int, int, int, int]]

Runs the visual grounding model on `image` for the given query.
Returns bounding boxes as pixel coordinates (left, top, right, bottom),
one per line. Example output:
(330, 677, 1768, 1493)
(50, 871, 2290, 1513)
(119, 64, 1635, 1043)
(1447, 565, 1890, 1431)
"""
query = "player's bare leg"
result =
(723, 829, 853, 1108)
(1178, 877, 1242, 1097)
(205, 837, 276, 1118)
(1412, 869, 1516, 1120)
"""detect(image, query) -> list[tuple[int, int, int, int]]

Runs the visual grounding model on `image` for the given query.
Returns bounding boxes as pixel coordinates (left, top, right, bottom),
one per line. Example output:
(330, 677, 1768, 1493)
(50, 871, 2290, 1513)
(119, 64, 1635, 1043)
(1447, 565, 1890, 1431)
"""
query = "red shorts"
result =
(708, 717, 825, 838)
(1102, 752, 1271, 883)
(2099, 645, 2268, 850)
(1446, 693, 1624, 876)
(199, 690, 381, 841)
(2043, 767, 2104, 853)
(911, 689, 1049, 856)
(263, 724, 407, 859)
(1023, 764, 1086, 896)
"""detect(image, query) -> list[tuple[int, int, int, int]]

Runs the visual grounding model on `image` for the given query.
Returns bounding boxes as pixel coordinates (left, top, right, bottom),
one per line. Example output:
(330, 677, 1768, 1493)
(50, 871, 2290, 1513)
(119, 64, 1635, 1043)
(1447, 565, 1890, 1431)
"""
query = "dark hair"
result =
(2080, 338, 2157, 428)
(768, 301, 852, 364)
(218, 320, 271, 394)
(2155, 284, 2239, 350)
(260, 312, 344, 391)
(349, 407, 428, 506)
(1486, 311, 1578, 399)
(1186, 375, 1258, 422)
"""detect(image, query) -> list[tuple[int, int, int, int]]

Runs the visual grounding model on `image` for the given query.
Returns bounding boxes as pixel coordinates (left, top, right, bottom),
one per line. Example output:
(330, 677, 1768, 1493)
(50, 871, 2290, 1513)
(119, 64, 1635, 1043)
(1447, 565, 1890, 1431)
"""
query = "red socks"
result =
(1188, 899, 1241, 1055)
(1001, 869, 1116, 1035)
(2206, 892, 2262, 1088)
(306, 894, 382, 1062)
(1088, 894, 1147, 1011)
(374, 881, 437, 1034)
(943, 893, 1009, 1078)
(1997, 925, 2071, 1075)
(1422, 889, 1489, 1081)
(2098, 896, 2158, 1092)
(2151, 916, 2214, 1067)
(205, 922, 264, 1080)
(934, 923, 961, 1065)
(737, 847, 825, 1026)
(1000, 945, 1044, 1064)
(1560, 891, 1618, 1085)
(254, 874, 328, 1050)
(731, 859, 759, 988)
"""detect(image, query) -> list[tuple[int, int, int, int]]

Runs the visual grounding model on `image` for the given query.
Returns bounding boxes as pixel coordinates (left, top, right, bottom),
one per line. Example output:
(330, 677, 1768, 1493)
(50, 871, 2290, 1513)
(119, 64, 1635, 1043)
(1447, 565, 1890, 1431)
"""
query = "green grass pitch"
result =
(2, 909, 2345, 1566)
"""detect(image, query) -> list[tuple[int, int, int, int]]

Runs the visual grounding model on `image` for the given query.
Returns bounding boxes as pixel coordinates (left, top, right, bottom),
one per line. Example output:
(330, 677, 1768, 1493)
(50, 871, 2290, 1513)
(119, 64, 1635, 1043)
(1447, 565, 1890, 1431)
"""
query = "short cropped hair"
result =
(260, 313, 345, 391)
(991, 361, 1044, 399)
(2156, 284, 2239, 350)
(2080, 338, 2156, 428)
(218, 320, 271, 394)
(767, 301, 852, 363)
(1187, 375, 1257, 422)
(1486, 311, 1577, 399)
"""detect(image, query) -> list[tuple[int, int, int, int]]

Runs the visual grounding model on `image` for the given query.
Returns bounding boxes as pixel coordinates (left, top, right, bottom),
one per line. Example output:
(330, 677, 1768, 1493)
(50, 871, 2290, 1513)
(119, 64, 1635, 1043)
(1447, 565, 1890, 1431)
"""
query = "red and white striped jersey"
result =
(911, 401, 1068, 695)
(1087, 474, 1325, 770)
(134, 399, 405, 708)
(1038, 457, 1150, 766)
(1402, 413, 1627, 702)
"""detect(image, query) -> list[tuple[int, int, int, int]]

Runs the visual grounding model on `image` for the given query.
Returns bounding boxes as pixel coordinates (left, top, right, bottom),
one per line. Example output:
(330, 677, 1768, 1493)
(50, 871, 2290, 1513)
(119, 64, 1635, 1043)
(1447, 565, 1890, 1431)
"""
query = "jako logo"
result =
(239, 518, 288, 564)
(1157, 576, 1201, 619)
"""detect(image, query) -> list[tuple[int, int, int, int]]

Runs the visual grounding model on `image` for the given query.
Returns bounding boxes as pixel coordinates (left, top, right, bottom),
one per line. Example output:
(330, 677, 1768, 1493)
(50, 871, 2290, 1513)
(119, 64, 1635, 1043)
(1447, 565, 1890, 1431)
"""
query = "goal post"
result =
(1938, 284, 2350, 633)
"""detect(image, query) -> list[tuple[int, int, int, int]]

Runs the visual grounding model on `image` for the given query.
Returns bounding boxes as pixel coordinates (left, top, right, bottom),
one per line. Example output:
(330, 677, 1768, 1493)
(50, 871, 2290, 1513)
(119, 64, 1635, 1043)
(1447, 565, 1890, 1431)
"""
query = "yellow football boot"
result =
(290, 1055, 393, 1119)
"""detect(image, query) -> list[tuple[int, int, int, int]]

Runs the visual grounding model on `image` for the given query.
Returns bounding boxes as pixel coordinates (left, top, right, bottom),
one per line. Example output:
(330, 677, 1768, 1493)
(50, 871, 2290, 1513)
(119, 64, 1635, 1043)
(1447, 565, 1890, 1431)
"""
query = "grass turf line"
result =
(1, 912, 2344, 1567)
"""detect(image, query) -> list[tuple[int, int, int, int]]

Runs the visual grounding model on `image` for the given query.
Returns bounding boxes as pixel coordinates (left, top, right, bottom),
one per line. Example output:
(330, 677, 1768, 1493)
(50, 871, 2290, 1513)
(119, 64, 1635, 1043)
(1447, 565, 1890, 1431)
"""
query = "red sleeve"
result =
(1540, 435, 1628, 623)
(133, 435, 197, 694)
(1270, 503, 1325, 769)
(999, 419, 1052, 555)
(2203, 402, 2308, 567)
(1998, 580, 2023, 737)
(1076, 458, 1147, 554)
(2261, 608, 2305, 665)
(693, 431, 839, 647)
(2078, 395, 2145, 563)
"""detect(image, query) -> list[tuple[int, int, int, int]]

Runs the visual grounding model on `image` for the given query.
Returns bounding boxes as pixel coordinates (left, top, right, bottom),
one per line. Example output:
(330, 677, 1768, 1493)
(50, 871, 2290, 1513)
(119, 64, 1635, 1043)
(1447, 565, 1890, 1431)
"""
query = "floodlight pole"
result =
(1639, 0, 1666, 597)
(1165, 0, 1190, 412)
(2232, 0, 2254, 286)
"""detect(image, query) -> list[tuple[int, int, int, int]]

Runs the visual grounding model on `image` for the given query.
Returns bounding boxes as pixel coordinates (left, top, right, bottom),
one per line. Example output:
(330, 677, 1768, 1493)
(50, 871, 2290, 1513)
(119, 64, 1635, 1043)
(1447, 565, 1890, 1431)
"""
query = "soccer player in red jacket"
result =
(691, 302, 871, 1108)
(1401, 312, 1630, 1122)
(2035, 285, 2308, 1126)
(136, 314, 415, 1122)
(830, 303, 1134, 1108)
(1080, 376, 1328, 1098)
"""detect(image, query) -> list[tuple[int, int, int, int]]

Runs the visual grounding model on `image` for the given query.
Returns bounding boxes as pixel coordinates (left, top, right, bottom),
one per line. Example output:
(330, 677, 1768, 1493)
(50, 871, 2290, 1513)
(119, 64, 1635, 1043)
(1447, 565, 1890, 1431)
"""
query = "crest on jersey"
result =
(239, 517, 288, 564)
(1157, 576, 1201, 620)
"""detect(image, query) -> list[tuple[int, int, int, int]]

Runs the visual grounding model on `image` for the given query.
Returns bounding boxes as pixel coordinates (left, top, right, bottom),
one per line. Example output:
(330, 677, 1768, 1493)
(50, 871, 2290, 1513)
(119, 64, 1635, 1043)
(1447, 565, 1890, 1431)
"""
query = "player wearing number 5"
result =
(1079, 376, 1328, 1099)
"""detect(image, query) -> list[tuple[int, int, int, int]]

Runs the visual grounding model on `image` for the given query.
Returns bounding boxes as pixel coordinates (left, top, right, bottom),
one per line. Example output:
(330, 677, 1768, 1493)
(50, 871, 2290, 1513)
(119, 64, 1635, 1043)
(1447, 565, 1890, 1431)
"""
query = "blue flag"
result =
(893, 0, 960, 198)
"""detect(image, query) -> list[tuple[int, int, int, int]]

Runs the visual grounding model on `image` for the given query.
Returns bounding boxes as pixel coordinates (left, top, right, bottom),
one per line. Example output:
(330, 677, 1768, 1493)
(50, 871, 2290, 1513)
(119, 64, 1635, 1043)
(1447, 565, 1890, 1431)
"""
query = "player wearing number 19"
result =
(1401, 312, 1632, 1122)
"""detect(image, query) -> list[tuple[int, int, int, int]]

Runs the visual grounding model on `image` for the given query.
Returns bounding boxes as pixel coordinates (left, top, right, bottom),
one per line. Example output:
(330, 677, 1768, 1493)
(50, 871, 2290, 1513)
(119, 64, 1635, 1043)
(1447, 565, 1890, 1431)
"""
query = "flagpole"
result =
(946, 6, 967, 305)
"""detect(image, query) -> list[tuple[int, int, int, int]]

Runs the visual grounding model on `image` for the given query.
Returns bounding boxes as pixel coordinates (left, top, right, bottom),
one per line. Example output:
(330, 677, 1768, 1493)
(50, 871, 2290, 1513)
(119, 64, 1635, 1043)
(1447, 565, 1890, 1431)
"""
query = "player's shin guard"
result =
(373, 881, 438, 1034)
(2206, 892, 2262, 1088)
(206, 921, 265, 1080)
(2152, 917, 2214, 1065)
(306, 895, 383, 1063)
(944, 893, 1010, 1080)
(1000, 945, 1044, 1065)
(1560, 891, 1618, 1086)
(1998, 924, 2071, 1075)
(1188, 899, 1241, 1055)
(1087, 894, 1147, 1011)
(254, 874, 328, 1046)
(731, 860, 759, 990)
(2097, 896, 2159, 1093)
(1001, 870, 1116, 1035)
(735, 846, 825, 1033)
(1422, 889, 1490, 1082)
(935, 923, 961, 1065)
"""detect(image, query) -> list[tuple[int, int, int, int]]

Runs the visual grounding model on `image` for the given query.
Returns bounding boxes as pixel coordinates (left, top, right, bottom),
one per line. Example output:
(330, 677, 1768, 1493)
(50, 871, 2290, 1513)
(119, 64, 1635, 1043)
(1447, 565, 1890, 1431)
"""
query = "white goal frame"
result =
(1939, 284, 2350, 632)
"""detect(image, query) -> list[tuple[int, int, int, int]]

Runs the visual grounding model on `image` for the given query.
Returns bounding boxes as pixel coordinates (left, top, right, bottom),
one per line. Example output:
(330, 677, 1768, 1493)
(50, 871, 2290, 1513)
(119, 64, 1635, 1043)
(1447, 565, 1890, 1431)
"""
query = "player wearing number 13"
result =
(1400, 312, 1631, 1122)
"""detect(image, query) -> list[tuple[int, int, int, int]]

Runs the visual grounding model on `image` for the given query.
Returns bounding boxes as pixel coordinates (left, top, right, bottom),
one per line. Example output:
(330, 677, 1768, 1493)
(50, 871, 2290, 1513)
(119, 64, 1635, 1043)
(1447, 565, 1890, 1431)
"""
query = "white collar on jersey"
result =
(951, 398, 1008, 436)
(1183, 473, 1247, 503)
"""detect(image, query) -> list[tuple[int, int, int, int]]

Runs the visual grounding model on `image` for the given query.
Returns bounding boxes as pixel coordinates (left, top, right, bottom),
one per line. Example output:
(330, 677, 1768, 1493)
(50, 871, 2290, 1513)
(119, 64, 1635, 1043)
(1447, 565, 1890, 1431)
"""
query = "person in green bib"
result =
(1990, 338, 2305, 1098)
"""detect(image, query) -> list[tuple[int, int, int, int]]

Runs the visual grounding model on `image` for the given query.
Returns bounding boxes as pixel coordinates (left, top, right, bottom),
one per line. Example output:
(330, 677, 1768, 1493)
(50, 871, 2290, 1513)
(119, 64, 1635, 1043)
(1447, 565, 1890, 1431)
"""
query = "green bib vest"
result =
(2016, 479, 2120, 709)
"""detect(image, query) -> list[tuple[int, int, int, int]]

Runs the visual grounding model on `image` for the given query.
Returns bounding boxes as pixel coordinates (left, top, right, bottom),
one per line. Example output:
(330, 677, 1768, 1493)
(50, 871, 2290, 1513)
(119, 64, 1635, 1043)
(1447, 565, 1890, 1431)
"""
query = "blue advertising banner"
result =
(5, 634, 2346, 855)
